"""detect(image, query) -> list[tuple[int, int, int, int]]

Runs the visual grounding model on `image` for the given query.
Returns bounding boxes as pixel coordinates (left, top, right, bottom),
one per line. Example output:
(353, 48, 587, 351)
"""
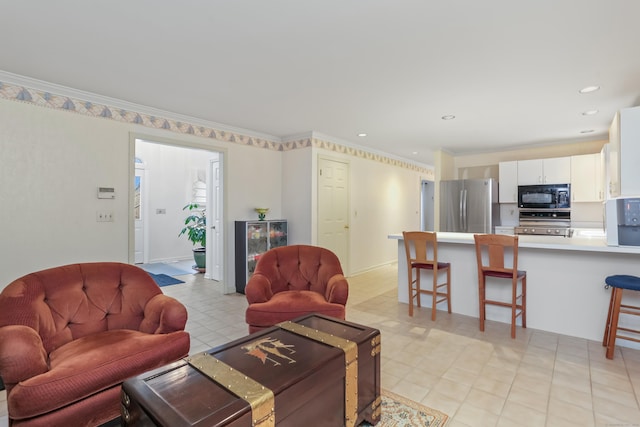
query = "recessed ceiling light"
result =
(357, 133, 367, 137)
(582, 110, 599, 116)
(412, 151, 419, 155)
(579, 86, 600, 94)
(580, 129, 595, 134)
(441, 115, 456, 120)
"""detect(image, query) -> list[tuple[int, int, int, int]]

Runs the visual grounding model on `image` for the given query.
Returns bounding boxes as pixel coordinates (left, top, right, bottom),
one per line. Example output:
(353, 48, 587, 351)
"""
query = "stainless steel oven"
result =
(515, 210, 572, 236)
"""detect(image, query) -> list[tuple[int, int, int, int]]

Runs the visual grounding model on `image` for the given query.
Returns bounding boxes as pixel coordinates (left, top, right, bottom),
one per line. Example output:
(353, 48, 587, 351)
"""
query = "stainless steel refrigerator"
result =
(439, 178, 500, 233)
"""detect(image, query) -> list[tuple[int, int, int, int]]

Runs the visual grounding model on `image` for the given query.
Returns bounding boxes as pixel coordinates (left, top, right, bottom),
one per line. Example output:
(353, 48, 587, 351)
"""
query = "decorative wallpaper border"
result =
(0, 80, 432, 176)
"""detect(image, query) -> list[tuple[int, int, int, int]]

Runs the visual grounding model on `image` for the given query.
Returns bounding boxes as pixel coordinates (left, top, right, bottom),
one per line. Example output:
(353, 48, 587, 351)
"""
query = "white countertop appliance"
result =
(606, 197, 640, 246)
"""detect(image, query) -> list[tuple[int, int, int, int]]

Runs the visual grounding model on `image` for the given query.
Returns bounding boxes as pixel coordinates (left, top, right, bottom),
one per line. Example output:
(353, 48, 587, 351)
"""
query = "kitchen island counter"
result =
(389, 231, 640, 345)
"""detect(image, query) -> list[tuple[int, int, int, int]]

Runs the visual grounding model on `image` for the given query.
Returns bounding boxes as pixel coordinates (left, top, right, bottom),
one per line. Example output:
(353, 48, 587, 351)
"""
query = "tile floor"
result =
(2, 262, 640, 426)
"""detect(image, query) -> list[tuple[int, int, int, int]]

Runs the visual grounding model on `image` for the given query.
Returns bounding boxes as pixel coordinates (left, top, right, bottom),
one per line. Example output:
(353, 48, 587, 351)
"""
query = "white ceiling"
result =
(1, 0, 639, 165)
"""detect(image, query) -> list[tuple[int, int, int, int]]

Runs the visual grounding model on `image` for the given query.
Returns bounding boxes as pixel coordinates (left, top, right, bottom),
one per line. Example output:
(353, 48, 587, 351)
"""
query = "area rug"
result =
(139, 262, 192, 277)
(147, 273, 185, 287)
(361, 389, 449, 427)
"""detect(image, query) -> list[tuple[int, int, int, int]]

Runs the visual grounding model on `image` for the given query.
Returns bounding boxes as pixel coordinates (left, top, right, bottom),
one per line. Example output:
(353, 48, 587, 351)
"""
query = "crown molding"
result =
(0, 70, 281, 143)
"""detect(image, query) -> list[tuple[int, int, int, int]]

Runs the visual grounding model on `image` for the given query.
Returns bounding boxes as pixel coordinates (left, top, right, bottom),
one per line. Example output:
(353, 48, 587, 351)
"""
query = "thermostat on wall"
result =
(98, 187, 116, 199)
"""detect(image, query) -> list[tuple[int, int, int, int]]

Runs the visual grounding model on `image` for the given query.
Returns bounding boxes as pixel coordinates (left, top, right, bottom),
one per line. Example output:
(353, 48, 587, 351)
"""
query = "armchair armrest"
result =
(140, 294, 188, 334)
(0, 325, 48, 388)
(245, 273, 274, 304)
(325, 274, 349, 305)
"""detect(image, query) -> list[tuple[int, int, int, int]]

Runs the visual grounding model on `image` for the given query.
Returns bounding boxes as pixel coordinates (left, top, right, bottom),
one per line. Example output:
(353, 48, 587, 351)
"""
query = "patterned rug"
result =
(361, 389, 449, 427)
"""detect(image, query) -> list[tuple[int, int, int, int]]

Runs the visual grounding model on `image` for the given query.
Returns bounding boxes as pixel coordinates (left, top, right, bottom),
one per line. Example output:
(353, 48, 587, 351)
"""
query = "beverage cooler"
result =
(235, 220, 287, 293)
(606, 198, 640, 246)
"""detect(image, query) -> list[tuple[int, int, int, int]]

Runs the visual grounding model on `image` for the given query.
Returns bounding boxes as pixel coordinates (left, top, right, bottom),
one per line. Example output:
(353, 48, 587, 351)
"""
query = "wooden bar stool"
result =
(603, 275, 640, 359)
(402, 231, 451, 320)
(473, 233, 526, 339)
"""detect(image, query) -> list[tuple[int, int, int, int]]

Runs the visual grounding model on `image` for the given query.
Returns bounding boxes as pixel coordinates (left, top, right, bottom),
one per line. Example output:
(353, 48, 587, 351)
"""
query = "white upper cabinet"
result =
(517, 157, 571, 185)
(571, 152, 604, 202)
(608, 106, 640, 198)
(498, 161, 518, 203)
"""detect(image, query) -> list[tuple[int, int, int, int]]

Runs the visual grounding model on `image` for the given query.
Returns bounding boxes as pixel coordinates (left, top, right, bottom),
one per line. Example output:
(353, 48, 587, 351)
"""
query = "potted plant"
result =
(179, 203, 206, 272)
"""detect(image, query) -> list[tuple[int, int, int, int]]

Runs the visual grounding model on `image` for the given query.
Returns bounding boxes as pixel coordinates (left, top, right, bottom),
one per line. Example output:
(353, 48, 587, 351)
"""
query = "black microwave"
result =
(518, 184, 570, 209)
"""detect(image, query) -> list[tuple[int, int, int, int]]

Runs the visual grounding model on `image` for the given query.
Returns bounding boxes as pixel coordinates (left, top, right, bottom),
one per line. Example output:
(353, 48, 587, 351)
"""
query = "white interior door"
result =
(206, 158, 222, 281)
(134, 165, 145, 264)
(317, 157, 350, 273)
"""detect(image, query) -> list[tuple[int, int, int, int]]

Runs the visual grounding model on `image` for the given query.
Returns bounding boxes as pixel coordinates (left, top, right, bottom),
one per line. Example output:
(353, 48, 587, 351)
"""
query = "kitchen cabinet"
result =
(517, 157, 571, 185)
(498, 161, 518, 203)
(607, 106, 640, 198)
(571, 152, 604, 202)
(235, 220, 287, 294)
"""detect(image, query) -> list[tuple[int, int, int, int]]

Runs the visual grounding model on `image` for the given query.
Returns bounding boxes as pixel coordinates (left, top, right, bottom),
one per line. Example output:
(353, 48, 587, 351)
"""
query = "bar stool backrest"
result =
(403, 231, 438, 268)
(474, 233, 519, 278)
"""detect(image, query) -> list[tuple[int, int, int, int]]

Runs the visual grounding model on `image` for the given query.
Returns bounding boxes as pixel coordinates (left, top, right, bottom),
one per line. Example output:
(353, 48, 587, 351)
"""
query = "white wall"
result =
(282, 147, 312, 244)
(0, 98, 283, 290)
(0, 99, 130, 284)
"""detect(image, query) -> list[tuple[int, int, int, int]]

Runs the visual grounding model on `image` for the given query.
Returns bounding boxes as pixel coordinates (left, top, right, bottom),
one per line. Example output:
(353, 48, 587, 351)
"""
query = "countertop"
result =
(388, 229, 640, 254)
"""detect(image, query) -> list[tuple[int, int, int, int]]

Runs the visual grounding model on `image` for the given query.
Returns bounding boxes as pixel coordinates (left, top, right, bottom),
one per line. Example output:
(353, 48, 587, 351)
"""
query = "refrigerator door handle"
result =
(459, 189, 464, 230)
(463, 189, 468, 231)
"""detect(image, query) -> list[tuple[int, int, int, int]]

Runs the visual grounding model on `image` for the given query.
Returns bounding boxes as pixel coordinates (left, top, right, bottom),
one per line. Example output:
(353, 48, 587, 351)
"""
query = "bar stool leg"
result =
(603, 286, 616, 347)
(606, 287, 624, 360)
(416, 269, 421, 309)
(511, 277, 517, 339)
(479, 273, 486, 332)
(446, 267, 452, 314)
(407, 267, 414, 317)
(431, 269, 437, 321)
(521, 275, 527, 330)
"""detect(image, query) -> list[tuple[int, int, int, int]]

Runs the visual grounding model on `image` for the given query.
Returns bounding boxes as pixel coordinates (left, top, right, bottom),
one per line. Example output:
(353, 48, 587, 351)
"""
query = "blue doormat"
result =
(148, 273, 185, 287)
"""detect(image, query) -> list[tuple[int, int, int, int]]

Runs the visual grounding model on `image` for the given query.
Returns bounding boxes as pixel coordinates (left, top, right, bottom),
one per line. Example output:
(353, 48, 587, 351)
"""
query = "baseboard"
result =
(348, 261, 398, 277)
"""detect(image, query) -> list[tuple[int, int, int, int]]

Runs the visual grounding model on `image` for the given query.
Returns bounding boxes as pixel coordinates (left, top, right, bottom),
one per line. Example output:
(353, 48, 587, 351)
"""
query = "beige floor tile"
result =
(591, 382, 639, 409)
(452, 401, 499, 427)
(593, 395, 640, 424)
(499, 401, 547, 427)
(480, 363, 518, 385)
(442, 365, 479, 386)
(511, 372, 552, 397)
(473, 376, 513, 399)
(552, 371, 592, 396)
(432, 377, 472, 402)
(463, 388, 506, 416)
(550, 383, 593, 411)
(547, 398, 596, 426)
(506, 385, 549, 413)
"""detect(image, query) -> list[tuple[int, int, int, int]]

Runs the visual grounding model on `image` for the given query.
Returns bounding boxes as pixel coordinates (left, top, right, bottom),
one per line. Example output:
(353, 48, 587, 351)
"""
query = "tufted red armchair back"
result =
(253, 245, 345, 297)
(0, 262, 166, 354)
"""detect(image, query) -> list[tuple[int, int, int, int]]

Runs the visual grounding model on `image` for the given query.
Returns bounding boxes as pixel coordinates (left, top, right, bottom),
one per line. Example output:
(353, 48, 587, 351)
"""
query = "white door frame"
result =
(206, 158, 222, 281)
(128, 133, 229, 292)
(134, 161, 148, 263)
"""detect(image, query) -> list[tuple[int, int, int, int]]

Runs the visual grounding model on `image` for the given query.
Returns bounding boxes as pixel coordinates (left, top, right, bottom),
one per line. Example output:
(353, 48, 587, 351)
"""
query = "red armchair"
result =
(0, 262, 190, 427)
(245, 245, 349, 333)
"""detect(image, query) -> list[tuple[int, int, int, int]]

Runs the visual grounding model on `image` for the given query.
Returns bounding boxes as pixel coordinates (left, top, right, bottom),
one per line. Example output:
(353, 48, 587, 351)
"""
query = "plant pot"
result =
(192, 248, 206, 273)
